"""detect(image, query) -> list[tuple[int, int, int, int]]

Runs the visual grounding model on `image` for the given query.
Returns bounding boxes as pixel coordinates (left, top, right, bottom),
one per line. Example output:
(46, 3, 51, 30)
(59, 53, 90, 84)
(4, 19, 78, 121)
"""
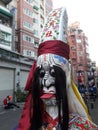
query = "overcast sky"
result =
(53, 0, 98, 65)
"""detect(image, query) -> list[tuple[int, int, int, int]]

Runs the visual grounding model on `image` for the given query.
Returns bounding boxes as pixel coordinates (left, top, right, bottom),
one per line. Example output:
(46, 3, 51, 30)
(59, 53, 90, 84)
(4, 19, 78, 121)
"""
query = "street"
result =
(0, 99, 98, 130)
(0, 108, 22, 130)
(89, 98, 98, 125)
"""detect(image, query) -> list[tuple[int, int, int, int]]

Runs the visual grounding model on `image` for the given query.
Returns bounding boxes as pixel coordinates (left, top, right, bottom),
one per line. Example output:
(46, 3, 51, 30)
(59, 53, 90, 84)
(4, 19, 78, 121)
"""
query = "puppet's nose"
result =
(43, 79, 49, 87)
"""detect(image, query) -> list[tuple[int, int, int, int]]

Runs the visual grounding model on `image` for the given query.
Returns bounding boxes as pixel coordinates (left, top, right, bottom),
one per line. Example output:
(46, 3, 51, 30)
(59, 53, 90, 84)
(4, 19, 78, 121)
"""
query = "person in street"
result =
(78, 84, 86, 98)
(3, 95, 20, 109)
(89, 86, 97, 102)
(15, 7, 98, 130)
(78, 84, 89, 107)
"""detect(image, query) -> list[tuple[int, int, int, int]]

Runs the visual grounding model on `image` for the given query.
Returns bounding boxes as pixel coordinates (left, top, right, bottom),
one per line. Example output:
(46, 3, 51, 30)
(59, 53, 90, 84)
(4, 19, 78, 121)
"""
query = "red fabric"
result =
(17, 61, 37, 130)
(38, 40, 70, 60)
(43, 111, 58, 129)
(69, 116, 98, 129)
(18, 92, 33, 130)
(77, 76, 83, 82)
(3, 98, 7, 105)
(25, 61, 36, 91)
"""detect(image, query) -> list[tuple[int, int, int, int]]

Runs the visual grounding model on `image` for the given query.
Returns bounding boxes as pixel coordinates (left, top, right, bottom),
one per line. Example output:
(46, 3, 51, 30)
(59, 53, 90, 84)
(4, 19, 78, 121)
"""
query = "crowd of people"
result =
(78, 84, 97, 100)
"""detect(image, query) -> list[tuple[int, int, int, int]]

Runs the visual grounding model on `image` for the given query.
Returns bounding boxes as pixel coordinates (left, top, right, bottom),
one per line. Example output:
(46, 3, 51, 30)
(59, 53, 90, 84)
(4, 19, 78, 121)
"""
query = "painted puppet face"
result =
(37, 54, 69, 106)
(39, 63, 57, 106)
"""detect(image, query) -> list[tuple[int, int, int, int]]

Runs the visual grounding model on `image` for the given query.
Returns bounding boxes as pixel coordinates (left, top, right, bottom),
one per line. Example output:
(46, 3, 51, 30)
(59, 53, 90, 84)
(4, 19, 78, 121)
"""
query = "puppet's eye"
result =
(40, 70, 45, 78)
(50, 68, 55, 77)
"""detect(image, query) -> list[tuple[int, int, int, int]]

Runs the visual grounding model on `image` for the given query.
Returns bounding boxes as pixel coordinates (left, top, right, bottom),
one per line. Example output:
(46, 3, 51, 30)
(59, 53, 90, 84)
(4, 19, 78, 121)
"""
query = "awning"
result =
(1, 0, 12, 5)
(0, 8, 13, 17)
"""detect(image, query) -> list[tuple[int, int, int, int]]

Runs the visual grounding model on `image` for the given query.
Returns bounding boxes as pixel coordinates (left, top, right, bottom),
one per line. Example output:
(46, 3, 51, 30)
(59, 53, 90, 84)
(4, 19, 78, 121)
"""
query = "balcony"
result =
(1, 0, 12, 5)
(0, 48, 34, 65)
(0, 23, 12, 33)
(72, 57, 76, 61)
(71, 46, 76, 50)
(33, 5, 39, 11)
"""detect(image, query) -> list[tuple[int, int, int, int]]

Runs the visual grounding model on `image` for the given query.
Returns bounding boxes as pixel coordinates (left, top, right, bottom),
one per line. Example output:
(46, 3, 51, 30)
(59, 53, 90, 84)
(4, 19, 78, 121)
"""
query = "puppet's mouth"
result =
(40, 89, 56, 99)
(40, 93, 56, 99)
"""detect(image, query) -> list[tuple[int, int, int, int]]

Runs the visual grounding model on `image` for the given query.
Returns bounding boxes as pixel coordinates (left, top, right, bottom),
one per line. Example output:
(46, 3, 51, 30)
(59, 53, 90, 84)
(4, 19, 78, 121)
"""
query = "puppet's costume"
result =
(16, 7, 98, 130)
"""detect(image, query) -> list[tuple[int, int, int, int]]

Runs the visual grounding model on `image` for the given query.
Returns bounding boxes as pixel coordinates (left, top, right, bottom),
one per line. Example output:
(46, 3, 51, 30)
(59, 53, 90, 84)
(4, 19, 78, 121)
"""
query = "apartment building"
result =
(68, 22, 91, 85)
(7, 0, 53, 59)
(0, 0, 14, 51)
(0, 0, 35, 104)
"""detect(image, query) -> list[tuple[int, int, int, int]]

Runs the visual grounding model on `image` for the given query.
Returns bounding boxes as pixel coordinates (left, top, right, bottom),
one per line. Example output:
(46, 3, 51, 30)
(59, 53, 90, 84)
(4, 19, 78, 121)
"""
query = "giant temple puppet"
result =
(15, 7, 98, 130)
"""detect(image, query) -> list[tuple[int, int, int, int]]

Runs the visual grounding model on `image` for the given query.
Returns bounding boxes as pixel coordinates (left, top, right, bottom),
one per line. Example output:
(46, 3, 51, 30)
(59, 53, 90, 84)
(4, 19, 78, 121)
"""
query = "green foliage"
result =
(15, 88, 28, 102)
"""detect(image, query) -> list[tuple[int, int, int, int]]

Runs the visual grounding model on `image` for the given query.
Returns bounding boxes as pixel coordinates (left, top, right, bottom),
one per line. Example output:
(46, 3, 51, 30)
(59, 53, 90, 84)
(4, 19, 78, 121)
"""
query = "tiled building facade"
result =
(0, 0, 14, 50)
(7, 0, 53, 58)
(68, 22, 91, 86)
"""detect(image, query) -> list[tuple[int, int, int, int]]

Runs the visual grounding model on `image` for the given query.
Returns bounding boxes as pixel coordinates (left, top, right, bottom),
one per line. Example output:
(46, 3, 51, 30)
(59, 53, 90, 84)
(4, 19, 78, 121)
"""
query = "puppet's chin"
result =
(40, 94, 57, 106)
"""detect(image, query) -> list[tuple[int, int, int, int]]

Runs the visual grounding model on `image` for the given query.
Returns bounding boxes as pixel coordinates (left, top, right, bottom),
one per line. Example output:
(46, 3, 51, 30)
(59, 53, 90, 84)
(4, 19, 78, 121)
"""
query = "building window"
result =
(23, 21, 33, 31)
(78, 45, 82, 50)
(0, 31, 11, 46)
(70, 29, 76, 33)
(0, 31, 11, 42)
(78, 29, 82, 34)
(33, 18, 38, 24)
(71, 46, 76, 50)
(72, 52, 76, 57)
(15, 35, 18, 42)
(34, 0, 38, 2)
(79, 57, 83, 62)
(34, 41, 39, 48)
(25, 0, 33, 4)
(23, 34, 34, 43)
(24, 8, 33, 18)
(0, 40, 11, 46)
(23, 49, 35, 57)
(76, 38, 81, 43)
(78, 51, 83, 56)
(34, 30, 39, 36)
